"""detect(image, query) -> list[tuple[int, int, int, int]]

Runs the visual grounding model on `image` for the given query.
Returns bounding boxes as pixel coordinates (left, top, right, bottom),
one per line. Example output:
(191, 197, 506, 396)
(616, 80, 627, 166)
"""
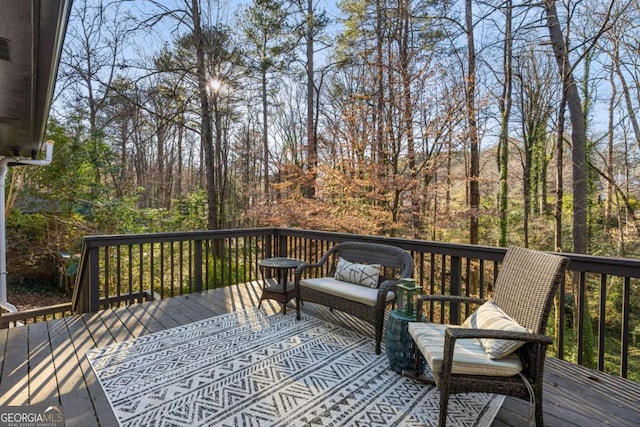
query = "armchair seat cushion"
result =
(300, 277, 395, 307)
(408, 322, 523, 377)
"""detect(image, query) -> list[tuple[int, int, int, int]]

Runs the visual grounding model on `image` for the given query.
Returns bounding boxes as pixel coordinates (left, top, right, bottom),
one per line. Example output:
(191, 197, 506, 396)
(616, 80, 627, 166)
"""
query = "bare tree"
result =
(497, 0, 513, 247)
(466, 0, 480, 245)
(543, 0, 616, 254)
(59, 0, 133, 196)
(238, 0, 293, 199)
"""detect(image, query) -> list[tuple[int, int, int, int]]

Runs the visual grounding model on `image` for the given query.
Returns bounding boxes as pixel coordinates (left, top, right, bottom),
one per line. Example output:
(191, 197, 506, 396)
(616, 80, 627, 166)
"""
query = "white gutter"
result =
(0, 141, 54, 313)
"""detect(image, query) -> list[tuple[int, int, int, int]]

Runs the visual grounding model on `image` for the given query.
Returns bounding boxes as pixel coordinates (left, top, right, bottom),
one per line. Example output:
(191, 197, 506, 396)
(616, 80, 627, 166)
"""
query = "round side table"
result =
(385, 309, 424, 374)
(258, 257, 303, 314)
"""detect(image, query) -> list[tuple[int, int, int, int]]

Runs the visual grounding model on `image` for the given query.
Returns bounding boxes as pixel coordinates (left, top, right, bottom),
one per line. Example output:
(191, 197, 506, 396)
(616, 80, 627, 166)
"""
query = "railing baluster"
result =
(159, 242, 164, 299)
(138, 243, 144, 303)
(417, 251, 425, 298)
(104, 246, 110, 309)
(234, 238, 239, 286)
(478, 259, 485, 300)
(429, 253, 435, 321)
(128, 245, 133, 305)
(150, 243, 155, 299)
(179, 240, 185, 295)
(227, 237, 232, 287)
(464, 258, 471, 318)
(116, 246, 121, 303)
(440, 254, 446, 323)
(577, 271, 586, 366)
(190, 240, 195, 293)
(558, 274, 565, 360)
(450, 255, 462, 324)
(241, 237, 246, 285)
(598, 274, 607, 372)
(194, 239, 202, 293)
(621, 277, 630, 378)
(170, 242, 175, 298)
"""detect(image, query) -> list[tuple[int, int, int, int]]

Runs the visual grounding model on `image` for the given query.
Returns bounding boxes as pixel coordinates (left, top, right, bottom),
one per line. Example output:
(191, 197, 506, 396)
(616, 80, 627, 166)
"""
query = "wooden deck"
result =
(1, 281, 639, 426)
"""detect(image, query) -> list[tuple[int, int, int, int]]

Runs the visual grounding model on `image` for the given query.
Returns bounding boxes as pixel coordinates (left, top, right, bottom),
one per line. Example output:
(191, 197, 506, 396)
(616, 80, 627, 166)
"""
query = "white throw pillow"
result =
(334, 257, 381, 288)
(462, 300, 530, 360)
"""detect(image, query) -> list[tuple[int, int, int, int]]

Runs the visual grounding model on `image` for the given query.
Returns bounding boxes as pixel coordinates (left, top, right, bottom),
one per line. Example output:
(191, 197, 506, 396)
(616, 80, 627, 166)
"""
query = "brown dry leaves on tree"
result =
(244, 163, 395, 235)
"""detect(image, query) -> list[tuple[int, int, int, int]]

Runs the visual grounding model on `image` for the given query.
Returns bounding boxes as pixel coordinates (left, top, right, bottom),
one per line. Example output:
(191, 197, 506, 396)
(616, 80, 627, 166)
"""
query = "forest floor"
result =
(7, 284, 69, 310)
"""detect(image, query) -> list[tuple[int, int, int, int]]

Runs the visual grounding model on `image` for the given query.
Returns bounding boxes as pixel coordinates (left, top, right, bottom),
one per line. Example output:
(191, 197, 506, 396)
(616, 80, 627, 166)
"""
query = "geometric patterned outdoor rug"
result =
(86, 308, 504, 427)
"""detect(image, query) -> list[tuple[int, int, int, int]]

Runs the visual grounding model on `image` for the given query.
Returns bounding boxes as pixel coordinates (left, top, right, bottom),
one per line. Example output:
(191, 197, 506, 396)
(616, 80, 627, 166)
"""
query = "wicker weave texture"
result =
(295, 242, 414, 355)
(411, 245, 569, 427)
(493, 246, 569, 334)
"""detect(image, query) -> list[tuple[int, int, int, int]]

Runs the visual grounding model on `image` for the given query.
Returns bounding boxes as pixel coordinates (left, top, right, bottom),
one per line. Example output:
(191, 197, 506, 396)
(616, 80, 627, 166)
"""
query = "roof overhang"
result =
(0, 0, 72, 158)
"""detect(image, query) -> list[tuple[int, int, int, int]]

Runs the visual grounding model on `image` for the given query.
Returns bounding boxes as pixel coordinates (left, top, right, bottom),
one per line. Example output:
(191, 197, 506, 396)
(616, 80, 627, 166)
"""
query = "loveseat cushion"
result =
(408, 322, 523, 377)
(334, 257, 381, 288)
(462, 300, 530, 359)
(300, 277, 394, 307)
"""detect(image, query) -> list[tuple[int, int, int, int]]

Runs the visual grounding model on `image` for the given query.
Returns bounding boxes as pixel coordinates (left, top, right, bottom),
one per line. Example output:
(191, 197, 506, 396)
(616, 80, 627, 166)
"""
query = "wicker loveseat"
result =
(294, 241, 414, 354)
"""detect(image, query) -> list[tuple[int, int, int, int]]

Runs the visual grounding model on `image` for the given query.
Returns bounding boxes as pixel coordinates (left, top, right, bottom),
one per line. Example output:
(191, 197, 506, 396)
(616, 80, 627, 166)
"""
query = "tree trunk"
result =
(213, 94, 224, 228)
(397, 0, 420, 236)
(466, 0, 480, 245)
(544, 0, 588, 255)
(156, 119, 166, 209)
(191, 0, 217, 231)
(555, 94, 566, 252)
(176, 116, 184, 198)
(498, 0, 512, 247)
(305, 0, 317, 199)
(262, 70, 269, 198)
(612, 41, 640, 151)
(375, 0, 385, 170)
(606, 64, 616, 228)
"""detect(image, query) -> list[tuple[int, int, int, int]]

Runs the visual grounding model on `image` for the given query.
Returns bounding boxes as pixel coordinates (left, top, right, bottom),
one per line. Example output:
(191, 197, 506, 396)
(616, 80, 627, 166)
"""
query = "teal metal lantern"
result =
(396, 278, 422, 317)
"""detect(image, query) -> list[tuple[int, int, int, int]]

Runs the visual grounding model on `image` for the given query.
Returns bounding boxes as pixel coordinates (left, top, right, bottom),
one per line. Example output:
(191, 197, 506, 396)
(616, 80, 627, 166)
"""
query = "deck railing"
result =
(1, 227, 638, 380)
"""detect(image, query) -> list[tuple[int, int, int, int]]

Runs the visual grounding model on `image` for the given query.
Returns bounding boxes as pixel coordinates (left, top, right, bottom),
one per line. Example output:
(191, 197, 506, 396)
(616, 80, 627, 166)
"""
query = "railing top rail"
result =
(82, 228, 277, 247)
(276, 228, 506, 258)
(77, 227, 640, 277)
(276, 228, 640, 278)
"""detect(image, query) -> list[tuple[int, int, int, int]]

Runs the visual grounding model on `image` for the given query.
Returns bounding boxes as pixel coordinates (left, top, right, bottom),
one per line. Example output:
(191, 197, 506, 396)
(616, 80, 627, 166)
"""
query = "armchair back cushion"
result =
(462, 300, 530, 359)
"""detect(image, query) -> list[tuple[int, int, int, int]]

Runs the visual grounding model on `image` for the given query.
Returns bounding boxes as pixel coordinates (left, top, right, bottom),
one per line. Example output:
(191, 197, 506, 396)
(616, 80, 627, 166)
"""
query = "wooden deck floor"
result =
(1, 281, 639, 426)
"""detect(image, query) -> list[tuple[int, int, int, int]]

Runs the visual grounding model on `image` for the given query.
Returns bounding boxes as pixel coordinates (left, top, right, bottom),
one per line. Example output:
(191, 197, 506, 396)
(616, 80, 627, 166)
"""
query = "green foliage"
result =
(89, 192, 212, 234)
(169, 191, 209, 231)
(26, 119, 113, 213)
(6, 211, 60, 287)
(553, 324, 640, 383)
(581, 312, 597, 369)
(7, 118, 220, 288)
(91, 197, 168, 234)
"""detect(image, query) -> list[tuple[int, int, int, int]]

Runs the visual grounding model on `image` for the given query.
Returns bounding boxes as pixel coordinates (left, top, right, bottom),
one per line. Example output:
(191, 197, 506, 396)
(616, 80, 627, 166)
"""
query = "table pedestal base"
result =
(385, 309, 424, 374)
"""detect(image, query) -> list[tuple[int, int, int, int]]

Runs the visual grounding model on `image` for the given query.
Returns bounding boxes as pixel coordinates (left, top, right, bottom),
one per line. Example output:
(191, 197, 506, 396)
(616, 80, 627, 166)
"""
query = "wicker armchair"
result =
(295, 241, 414, 354)
(407, 246, 569, 427)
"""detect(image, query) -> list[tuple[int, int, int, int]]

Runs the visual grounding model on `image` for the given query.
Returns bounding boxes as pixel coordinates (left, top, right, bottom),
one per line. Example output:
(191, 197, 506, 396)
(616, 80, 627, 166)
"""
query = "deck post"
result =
(89, 246, 100, 312)
(278, 231, 288, 258)
(264, 234, 273, 259)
